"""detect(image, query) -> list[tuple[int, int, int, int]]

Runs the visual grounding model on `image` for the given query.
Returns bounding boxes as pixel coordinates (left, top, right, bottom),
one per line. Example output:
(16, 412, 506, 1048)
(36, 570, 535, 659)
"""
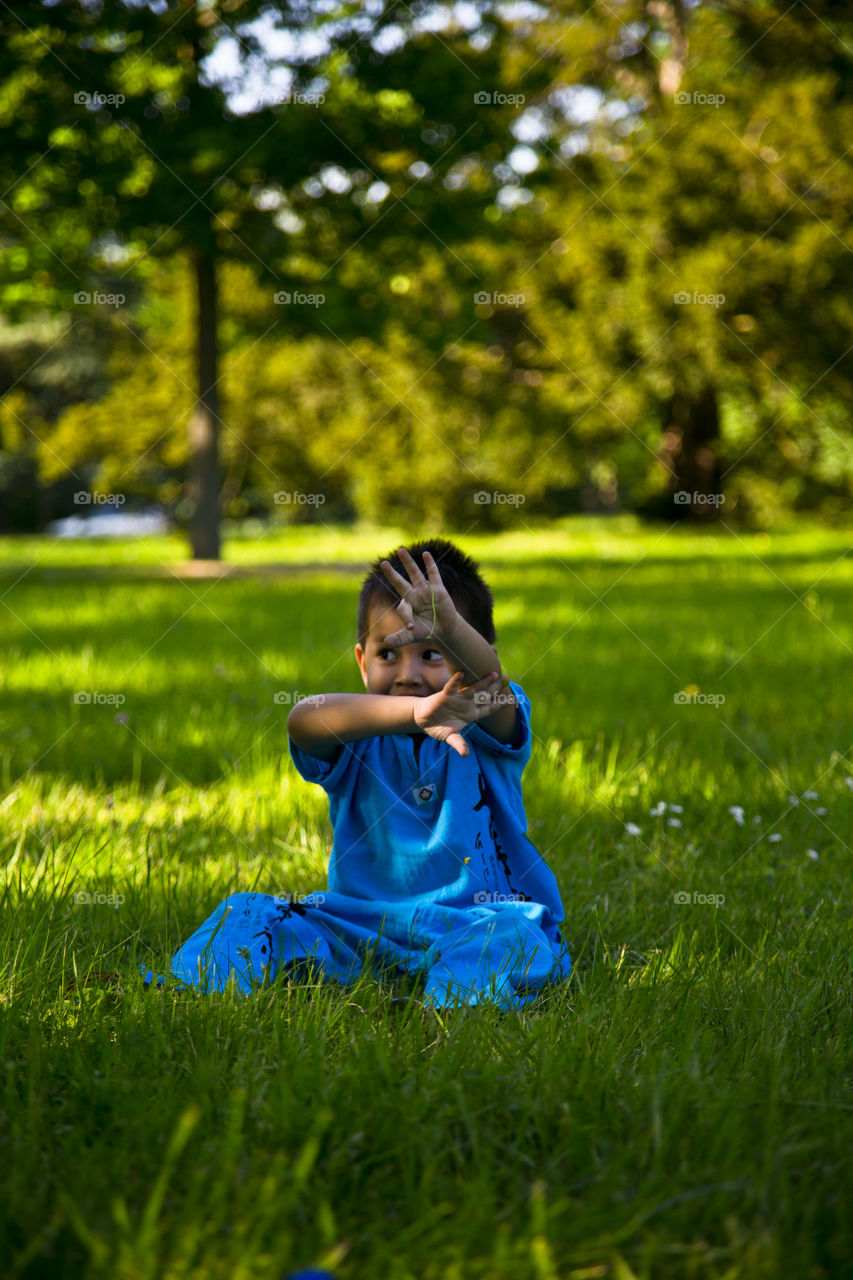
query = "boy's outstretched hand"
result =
(412, 670, 504, 757)
(379, 548, 459, 646)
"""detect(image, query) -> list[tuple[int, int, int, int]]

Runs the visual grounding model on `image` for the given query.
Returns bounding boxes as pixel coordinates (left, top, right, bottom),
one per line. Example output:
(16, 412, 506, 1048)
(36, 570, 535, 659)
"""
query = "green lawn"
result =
(1, 516, 851, 1279)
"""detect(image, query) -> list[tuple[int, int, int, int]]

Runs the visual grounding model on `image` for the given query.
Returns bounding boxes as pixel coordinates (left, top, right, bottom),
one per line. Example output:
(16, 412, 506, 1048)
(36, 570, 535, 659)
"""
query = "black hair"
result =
(357, 537, 496, 651)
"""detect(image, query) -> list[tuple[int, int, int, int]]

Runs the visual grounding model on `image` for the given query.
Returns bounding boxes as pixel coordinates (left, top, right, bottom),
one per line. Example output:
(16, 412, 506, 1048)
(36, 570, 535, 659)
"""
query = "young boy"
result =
(145, 539, 571, 1011)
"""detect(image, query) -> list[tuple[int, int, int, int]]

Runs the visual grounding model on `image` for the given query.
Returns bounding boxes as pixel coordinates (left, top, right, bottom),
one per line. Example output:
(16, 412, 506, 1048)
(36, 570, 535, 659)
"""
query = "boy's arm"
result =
(434, 616, 519, 747)
(287, 694, 418, 761)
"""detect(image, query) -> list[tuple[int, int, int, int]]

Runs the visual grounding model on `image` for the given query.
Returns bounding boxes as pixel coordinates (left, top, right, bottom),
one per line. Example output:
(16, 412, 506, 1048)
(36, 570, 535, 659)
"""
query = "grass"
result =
(0, 515, 851, 1280)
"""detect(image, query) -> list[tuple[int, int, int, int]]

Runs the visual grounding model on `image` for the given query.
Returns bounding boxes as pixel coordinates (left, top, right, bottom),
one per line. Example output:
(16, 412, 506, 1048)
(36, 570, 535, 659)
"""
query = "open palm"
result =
(379, 547, 459, 646)
(413, 670, 502, 757)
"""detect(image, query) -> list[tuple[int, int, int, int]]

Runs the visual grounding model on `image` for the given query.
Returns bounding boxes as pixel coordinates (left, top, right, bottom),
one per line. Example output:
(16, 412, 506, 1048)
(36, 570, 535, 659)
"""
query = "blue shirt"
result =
(287, 680, 570, 997)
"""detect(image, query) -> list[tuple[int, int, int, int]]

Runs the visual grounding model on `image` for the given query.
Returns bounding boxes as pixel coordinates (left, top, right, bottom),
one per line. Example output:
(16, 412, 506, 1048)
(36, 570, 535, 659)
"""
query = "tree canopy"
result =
(1, 1, 851, 540)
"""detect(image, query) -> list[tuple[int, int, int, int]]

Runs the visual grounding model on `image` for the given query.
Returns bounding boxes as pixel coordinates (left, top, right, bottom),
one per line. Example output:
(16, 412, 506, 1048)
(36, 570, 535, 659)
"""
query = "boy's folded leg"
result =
(422, 910, 567, 1013)
(166, 891, 362, 995)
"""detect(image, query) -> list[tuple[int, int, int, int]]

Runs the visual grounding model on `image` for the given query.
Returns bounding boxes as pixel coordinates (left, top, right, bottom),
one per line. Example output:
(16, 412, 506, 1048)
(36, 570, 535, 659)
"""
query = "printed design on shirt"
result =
(249, 893, 311, 962)
(472, 770, 531, 902)
(411, 782, 437, 806)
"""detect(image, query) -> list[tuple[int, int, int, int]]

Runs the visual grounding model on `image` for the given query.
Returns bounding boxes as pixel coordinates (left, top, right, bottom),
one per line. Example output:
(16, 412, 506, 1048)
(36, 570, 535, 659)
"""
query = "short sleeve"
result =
(288, 735, 354, 792)
(463, 681, 533, 768)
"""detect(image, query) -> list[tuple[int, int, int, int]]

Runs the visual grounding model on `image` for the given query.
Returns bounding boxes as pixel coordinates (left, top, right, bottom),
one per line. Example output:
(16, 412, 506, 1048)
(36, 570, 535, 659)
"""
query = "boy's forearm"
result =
(436, 615, 503, 684)
(286, 694, 417, 748)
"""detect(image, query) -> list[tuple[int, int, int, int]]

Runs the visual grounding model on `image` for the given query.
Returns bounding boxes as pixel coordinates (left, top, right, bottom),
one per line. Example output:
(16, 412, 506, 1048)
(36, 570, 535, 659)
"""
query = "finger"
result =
(422, 550, 442, 586)
(447, 733, 469, 757)
(379, 559, 414, 593)
(397, 547, 428, 586)
(383, 603, 413, 641)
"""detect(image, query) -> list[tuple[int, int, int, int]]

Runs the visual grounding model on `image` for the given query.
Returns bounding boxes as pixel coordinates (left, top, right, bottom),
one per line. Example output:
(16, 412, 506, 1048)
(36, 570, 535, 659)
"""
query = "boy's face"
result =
(355, 602, 452, 698)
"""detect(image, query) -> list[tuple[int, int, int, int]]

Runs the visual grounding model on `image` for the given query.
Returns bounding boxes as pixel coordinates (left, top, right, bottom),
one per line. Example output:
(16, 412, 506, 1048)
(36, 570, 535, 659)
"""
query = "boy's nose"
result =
(394, 659, 427, 688)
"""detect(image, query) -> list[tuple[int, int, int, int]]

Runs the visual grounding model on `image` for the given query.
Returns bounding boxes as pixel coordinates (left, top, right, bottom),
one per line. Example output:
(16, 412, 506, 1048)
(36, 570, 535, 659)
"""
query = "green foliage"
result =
(2, 3, 853, 533)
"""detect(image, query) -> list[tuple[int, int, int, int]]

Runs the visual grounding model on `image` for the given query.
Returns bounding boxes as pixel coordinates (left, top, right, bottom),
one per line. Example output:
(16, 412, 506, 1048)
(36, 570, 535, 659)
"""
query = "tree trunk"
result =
(188, 247, 220, 559)
(660, 386, 722, 520)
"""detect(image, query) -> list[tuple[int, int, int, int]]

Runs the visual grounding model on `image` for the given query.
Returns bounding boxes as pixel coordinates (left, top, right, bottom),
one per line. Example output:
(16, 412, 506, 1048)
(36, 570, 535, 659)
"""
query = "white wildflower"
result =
(806, 849, 819, 861)
(816, 807, 827, 815)
(669, 804, 683, 813)
(649, 802, 667, 816)
(728, 806, 745, 825)
(803, 790, 819, 800)
(768, 833, 783, 843)
(667, 817, 682, 828)
(753, 815, 762, 823)
(845, 777, 853, 791)
(625, 823, 642, 836)
(788, 795, 799, 805)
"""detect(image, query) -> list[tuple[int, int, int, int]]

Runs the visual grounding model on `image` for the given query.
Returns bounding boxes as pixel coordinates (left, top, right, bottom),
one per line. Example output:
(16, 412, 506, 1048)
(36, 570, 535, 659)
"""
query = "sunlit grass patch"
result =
(0, 519, 850, 1278)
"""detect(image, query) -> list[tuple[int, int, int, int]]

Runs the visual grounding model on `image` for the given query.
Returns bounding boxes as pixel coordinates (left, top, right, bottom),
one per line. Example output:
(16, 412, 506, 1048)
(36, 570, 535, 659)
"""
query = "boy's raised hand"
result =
(379, 548, 459, 646)
(412, 670, 504, 757)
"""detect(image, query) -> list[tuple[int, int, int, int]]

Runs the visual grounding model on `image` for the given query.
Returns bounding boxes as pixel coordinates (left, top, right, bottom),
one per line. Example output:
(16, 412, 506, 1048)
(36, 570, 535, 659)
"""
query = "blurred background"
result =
(1, 0, 852, 558)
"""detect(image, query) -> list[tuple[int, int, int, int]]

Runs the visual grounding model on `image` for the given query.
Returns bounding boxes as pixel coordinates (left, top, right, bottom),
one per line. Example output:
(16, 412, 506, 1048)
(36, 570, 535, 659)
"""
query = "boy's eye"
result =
(378, 648, 443, 660)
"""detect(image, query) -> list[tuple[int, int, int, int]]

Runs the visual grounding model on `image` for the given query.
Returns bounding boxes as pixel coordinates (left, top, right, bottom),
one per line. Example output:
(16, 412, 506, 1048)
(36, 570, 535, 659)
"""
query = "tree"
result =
(2, 0, 555, 547)
(484, 0, 853, 521)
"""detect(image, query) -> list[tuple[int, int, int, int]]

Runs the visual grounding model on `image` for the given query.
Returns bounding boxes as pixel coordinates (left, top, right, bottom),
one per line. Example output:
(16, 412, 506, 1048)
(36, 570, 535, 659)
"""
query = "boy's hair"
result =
(357, 538, 497, 650)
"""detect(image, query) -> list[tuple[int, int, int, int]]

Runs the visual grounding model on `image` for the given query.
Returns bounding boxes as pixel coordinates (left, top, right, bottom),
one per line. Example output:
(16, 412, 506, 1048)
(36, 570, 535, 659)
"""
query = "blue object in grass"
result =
(284, 1272, 338, 1279)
